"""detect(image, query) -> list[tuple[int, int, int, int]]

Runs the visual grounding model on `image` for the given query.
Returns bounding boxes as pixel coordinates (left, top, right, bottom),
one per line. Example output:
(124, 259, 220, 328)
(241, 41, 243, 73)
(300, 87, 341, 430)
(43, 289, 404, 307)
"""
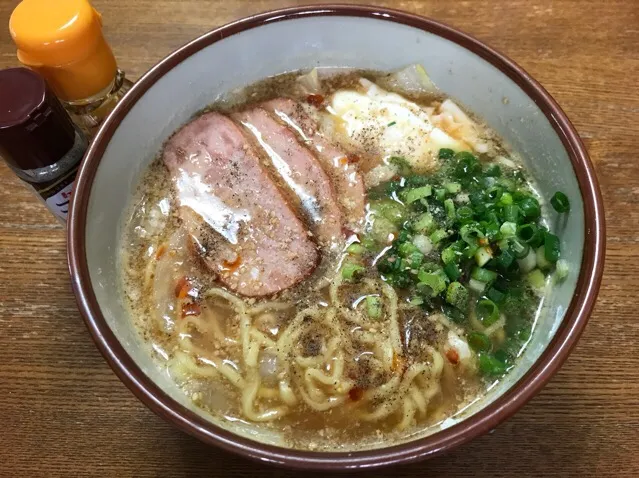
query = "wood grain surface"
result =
(0, 1, 637, 476)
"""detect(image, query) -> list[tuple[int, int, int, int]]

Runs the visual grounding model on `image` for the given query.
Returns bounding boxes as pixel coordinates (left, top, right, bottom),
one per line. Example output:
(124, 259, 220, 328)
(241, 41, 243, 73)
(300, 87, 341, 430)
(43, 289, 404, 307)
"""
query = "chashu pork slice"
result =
(262, 98, 366, 232)
(163, 112, 319, 297)
(234, 107, 343, 248)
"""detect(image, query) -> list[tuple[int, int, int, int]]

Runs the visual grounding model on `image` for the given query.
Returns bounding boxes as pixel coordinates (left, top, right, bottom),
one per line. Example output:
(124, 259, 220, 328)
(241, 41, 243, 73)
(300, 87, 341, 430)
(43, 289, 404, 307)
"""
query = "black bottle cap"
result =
(0, 67, 76, 171)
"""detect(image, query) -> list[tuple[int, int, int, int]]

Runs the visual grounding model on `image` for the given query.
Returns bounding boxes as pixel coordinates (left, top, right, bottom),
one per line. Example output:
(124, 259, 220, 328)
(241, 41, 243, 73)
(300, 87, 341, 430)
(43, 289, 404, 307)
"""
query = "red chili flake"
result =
(348, 387, 364, 402)
(446, 349, 460, 365)
(175, 276, 189, 299)
(391, 352, 406, 373)
(155, 244, 167, 260)
(478, 237, 489, 246)
(392, 175, 401, 181)
(306, 94, 325, 107)
(181, 302, 201, 318)
(221, 255, 242, 273)
(346, 154, 360, 164)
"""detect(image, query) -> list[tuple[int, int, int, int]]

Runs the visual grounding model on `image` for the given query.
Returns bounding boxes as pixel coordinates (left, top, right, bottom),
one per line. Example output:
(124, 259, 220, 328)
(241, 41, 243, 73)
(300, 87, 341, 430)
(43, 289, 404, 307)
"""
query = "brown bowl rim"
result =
(67, 4, 605, 470)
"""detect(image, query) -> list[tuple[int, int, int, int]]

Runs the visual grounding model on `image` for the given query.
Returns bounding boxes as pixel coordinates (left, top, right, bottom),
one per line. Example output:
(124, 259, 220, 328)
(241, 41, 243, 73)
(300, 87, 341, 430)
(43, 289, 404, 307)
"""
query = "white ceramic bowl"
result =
(68, 5, 604, 470)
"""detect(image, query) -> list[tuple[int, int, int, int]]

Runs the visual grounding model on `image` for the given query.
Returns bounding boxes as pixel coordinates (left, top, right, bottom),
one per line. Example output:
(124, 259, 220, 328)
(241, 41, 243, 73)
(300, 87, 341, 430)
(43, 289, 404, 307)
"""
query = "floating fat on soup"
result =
(120, 66, 570, 451)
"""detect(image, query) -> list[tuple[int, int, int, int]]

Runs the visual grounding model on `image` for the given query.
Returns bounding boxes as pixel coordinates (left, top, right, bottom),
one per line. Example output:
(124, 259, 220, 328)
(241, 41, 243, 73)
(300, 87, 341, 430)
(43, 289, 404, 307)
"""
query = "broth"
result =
(120, 67, 561, 451)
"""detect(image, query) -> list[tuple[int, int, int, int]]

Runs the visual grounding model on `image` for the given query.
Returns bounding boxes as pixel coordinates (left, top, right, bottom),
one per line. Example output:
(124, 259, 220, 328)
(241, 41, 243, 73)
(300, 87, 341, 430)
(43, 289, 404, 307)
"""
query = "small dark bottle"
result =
(0, 68, 88, 224)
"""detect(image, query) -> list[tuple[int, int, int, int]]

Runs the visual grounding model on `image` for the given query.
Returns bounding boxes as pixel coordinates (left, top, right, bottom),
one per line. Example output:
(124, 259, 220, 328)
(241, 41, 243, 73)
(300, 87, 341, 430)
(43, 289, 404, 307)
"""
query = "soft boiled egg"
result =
(326, 79, 465, 175)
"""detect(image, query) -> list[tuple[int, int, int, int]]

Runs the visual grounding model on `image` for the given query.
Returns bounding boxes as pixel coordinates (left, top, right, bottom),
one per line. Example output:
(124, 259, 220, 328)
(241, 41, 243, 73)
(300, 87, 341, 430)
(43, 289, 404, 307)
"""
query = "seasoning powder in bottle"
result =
(0, 68, 88, 223)
(9, 0, 132, 138)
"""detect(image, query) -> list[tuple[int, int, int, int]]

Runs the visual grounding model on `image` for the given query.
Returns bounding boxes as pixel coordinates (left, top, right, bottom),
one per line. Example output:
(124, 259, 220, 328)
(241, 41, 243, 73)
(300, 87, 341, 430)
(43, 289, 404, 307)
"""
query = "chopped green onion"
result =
(444, 198, 456, 219)
(478, 353, 508, 376)
(468, 278, 486, 293)
(535, 246, 552, 270)
(435, 188, 447, 201)
(460, 224, 483, 245)
(443, 262, 461, 281)
(498, 192, 513, 206)
(341, 262, 365, 281)
(346, 243, 365, 255)
(471, 267, 498, 283)
(486, 186, 503, 202)
(360, 237, 376, 250)
(438, 148, 455, 160)
(446, 282, 469, 309)
(517, 223, 537, 242)
(429, 228, 449, 244)
(441, 245, 458, 264)
(476, 299, 500, 326)
(518, 196, 541, 220)
(517, 224, 545, 248)
(517, 248, 537, 273)
(412, 212, 435, 233)
(486, 287, 506, 303)
(407, 250, 424, 268)
(510, 238, 530, 259)
(544, 232, 560, 262)
(454, 151, 481, 177)
(444, 182, 462, 194)
(503, 204, 520, 223)
(387, 121, 397, 127)
(417, 271, 447, 297)
(398, 242, 420, 257)
(484, 164, 501, 177)
(371, 199, 407, 224)
(526, 268, 546, 290)
(404, 186, 432, 204)
(365, 296, 383, 319)
(475, 246, 493, 267)
(495, 249, 515, 269)
(468, 332, 492, 352)
(555, 259, 569, 280)
(499, 221, 517, 238)
(409, 296, 424, 306)
(456, 206, 474, 221)
(550, 191, 570, 213)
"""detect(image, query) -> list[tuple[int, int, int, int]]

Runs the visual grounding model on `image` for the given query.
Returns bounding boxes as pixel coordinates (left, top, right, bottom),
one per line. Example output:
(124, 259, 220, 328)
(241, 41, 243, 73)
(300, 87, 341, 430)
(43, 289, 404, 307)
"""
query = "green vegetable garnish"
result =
(550, 191, 570, 213)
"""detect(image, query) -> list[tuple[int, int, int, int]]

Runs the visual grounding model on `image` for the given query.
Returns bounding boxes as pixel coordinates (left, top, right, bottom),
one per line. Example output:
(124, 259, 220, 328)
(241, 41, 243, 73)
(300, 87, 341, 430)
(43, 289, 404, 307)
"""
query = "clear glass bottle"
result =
(0, 68, 88, 224)
(9, 0, 133, 138)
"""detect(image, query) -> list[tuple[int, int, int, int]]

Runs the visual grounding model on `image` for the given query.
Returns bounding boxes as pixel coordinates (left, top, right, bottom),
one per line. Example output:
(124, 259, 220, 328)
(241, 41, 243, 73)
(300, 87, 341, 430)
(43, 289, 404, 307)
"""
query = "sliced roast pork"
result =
(163, 112, 318, 297)
(262, 98, 366, 231)
(233, 107, 343, 247)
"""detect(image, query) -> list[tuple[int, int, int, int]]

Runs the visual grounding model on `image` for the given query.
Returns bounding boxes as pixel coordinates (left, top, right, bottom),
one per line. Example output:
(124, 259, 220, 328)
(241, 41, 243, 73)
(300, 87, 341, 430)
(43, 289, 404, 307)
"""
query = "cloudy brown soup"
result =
(120, 66, 570, 451)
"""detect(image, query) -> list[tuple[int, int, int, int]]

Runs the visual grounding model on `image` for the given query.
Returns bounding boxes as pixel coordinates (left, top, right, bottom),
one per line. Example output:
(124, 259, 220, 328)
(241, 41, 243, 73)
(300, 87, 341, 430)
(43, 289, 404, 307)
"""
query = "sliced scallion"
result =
(476, 298, 500, 326)
(550, 191, 570, 213)
(404, 186, 432, 204)
(468, 332, 492, 352)
(365, 296, 383, 319)
(544, 232, 560, 262)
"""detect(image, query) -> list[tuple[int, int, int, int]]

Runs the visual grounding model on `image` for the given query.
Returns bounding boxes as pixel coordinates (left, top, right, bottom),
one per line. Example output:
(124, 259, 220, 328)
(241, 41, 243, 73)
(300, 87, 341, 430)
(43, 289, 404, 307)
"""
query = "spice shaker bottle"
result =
(0, 68, 88, 224)
(9, 0, 132, 138)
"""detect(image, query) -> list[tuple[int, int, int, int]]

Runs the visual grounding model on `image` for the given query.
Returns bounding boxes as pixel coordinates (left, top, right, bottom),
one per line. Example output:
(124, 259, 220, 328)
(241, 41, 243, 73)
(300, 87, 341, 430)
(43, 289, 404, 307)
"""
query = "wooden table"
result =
(1, 1, 637, 476)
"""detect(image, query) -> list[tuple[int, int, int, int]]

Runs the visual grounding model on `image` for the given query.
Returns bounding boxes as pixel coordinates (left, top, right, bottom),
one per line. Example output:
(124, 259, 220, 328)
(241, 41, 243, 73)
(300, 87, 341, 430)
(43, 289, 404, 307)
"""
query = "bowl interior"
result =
(82, 13, 584, 451)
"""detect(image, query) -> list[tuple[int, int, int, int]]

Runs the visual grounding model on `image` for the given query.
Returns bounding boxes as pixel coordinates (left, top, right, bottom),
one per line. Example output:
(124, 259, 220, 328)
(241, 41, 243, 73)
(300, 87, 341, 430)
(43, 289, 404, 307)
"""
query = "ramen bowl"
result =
(68, 5, 605, 470)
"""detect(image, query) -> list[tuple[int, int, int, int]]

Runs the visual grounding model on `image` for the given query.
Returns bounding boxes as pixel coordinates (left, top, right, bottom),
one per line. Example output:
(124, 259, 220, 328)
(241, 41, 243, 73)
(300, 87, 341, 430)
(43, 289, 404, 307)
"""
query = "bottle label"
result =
(32, 163, 79, 222)
(44, 181, 74, 221)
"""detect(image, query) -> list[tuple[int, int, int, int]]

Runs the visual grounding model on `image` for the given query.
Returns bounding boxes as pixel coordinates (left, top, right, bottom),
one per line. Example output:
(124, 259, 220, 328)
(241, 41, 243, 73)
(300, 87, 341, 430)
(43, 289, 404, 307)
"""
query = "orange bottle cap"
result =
(10, 0, 117, 102)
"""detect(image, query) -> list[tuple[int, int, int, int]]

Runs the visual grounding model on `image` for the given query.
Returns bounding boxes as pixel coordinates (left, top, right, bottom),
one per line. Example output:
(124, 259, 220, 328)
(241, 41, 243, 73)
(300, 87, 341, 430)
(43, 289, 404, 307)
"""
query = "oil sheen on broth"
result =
(120, 66, 566, 451)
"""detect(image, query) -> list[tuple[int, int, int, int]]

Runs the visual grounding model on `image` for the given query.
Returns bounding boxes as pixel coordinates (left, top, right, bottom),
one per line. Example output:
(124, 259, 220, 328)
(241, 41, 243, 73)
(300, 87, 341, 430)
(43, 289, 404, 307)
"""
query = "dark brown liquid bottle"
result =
(0, 68, 88, 223)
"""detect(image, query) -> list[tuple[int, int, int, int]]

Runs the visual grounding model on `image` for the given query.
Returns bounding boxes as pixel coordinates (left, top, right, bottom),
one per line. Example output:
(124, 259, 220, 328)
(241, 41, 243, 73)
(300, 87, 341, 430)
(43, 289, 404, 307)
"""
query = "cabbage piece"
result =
(431, 99, 493, 155)
(296, 68, 321, 94)
(382, 64, 438, 96)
